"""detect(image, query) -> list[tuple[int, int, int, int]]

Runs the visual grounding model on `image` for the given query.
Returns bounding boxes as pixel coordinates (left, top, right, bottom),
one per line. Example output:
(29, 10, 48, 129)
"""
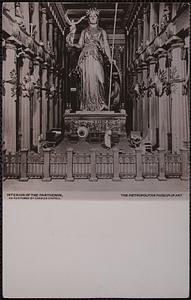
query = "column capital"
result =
(148, 56, 157, 64)
(154, 47, 167, 58)
(6, 36, 22, 48)
(42, 62, 48, 69)
(137, 18, 143, 25)
(34, 56, 44, 64)
(133, 25, 138, 33)
(171, 41, 184, 50)
(165, 35, 184, 49)
(142, 62, 148, 70)
(41, 7, 47, 15)
(48, 18, 54, 25)
(33, 59, 40, 66)
(5, 40, 17, 50)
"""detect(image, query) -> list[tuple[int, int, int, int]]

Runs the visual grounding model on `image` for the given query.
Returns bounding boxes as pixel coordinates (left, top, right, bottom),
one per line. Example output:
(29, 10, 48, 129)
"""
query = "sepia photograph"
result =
(2, 1, 190, 298)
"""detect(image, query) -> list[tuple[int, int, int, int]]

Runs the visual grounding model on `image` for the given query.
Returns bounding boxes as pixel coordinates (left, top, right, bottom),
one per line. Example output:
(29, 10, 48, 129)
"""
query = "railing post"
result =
(180, 148, 189, 180)
(20, 149, 28, 181)
(42, 148, 51, 181)
(112, 147, 121, 181)
(90, 148, 98, 181)
(135, 147, 144, 181)
(158, 148, 167, 181)
(66, 148, 74, 181)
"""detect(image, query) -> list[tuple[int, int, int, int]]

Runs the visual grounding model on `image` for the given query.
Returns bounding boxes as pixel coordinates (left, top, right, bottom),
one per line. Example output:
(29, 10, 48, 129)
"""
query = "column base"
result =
(180, 176, 189, 181)
(112, 177, 121, 181)
(42, 178, 52, 182)
(89, 177, 98, 182)
(158, 176, 167, 181)
(19, 177, 29, 182)
(66, 177, 74, 182)
(135, 177, 144, 181)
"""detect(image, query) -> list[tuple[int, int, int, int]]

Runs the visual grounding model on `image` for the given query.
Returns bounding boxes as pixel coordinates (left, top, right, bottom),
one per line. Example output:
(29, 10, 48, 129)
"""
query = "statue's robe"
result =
(77, 27, 110, 111)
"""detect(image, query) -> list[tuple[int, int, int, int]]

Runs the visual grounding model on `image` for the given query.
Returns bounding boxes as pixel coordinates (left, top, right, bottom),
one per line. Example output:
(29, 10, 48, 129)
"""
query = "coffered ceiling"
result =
(54, 1, 137, 34)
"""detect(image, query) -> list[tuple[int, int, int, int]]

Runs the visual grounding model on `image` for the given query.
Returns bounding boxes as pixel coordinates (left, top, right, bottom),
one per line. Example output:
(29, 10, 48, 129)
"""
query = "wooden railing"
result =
(3, 147, 189, 181)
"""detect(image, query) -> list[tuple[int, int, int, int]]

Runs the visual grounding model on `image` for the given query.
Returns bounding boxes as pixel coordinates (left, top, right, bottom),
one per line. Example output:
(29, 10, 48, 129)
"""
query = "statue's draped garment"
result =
(77, 27, 109, 111)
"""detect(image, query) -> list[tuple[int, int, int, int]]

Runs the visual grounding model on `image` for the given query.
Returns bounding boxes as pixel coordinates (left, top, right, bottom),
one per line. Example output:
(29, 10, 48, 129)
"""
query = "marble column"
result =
(171, 41, 188, 152)
(159, 3, 165, 30)
(129, 32, 133, 64)
(53, 25, 58, 60)
(3, 40, 17, 153)
(182, 41, 190, 147)
(137, 18, 142, 48)
(48, 18, 53, 50)
(148, 56, 157, 146)
(58, 77, 62, 128)
(41, 62, 48, 139)
(137, 67, 143, 134)
(20, 51, 31, 150)
(32, 58, 41, 147)
(142, 63, 149, 138)
(48, 67, 54, 130)
(150, 3, 158, 41)
(41, 7, 47, 48)
(132, 70, 137, 131)
(32, 2, 40, 42)
(133, 26, 137, 61)
(54, 71, 59, 128)
(143, 5, 149, 45)
(21, 2, 29, 32)
(157, 49, 168, 150)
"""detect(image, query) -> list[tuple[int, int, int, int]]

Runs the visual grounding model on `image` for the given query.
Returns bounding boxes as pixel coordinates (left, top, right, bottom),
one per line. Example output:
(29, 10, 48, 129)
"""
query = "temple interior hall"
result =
(2, 2, 190, 155)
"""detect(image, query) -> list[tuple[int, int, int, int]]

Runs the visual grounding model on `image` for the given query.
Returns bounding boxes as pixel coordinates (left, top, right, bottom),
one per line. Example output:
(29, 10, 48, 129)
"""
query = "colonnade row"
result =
(2, 2, 66, 153)
(126, 2, 189, 152)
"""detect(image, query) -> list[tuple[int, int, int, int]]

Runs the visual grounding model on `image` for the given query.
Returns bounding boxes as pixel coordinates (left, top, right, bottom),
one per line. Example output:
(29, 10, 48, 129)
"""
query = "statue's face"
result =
(89, 12, 98, 24)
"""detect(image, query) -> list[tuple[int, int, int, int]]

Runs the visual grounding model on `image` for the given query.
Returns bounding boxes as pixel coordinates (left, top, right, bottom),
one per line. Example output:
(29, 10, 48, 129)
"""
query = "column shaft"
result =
(149, 58, 157, 146)
(4, 42, 17, 153)
(171, 43, 187, 152)
(20, 53, 30, 149)
(21, 3, 29, 32)
(41, 7, 47, 46)
(142, 64, 149, 138)
(41, 63, 48, 138)
(33, 59, 41, 146)
(158, 51, 168, 150)
(32, 2, 40, 42)
(49, 68, 54, 130)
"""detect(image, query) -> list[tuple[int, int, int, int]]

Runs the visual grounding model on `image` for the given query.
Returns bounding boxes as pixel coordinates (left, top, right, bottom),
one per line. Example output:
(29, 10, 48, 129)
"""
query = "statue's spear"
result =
(108, 2, 118, 111)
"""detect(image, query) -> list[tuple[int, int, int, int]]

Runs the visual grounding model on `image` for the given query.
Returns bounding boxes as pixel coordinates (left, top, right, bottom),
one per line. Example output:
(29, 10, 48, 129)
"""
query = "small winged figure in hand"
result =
(65, 12, 86, 46)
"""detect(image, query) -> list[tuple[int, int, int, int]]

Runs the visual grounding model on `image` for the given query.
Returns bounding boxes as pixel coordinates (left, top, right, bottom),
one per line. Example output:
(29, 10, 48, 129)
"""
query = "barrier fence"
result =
(3, 147, 189, 181)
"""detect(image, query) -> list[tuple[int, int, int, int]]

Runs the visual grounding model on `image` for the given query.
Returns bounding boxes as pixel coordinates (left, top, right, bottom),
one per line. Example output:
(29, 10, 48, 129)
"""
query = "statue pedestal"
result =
(63, 111, 127, 140)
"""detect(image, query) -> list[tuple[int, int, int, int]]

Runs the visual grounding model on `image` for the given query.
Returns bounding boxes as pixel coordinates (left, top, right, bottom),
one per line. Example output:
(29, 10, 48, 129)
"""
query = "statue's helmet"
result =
(86, 7, 100, 17)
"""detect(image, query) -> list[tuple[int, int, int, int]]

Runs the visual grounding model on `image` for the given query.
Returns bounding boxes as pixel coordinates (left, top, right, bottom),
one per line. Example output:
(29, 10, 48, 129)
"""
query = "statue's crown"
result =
(86, 7, 100, 17)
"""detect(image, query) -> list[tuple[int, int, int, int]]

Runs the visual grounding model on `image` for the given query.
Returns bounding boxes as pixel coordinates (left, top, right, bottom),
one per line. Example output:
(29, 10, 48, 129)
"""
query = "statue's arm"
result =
(73, 29, 85, 48)
(75, 15, 86, 25)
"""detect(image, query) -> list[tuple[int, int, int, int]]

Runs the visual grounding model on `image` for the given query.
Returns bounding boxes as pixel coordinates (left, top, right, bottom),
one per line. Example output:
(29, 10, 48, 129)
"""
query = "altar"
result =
(63, 111, 127, 142)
